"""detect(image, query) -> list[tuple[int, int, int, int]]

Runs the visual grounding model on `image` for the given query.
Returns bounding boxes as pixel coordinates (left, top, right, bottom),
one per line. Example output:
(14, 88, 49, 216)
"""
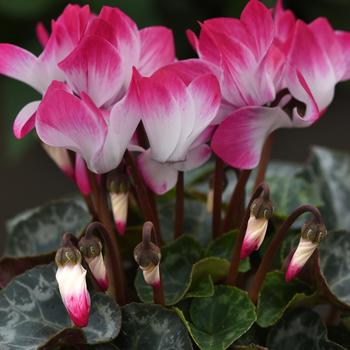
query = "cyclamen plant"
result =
(1, 1, 350, 349)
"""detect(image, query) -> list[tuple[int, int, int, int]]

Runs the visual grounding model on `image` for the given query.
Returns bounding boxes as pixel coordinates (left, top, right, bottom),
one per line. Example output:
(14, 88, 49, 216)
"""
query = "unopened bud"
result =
(55, 235, 90, 327)
(240, 197, 273, 259)
(286, 221, 327, 282)
(108, 174, 130, 235)
(42, 143, 74, 180)
(79, 236, 108, 291)
(75, 154, 91, 196)
(134, 223, 161, 287)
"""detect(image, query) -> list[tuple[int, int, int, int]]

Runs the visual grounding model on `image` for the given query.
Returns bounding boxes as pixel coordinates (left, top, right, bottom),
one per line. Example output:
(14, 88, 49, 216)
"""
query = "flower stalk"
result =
(222, 169, 252, 233)
(248, 205, 323, 303)
(125, 151, 162, 246)
(174, 171, 184, 239)
(212, 157, 225, 238)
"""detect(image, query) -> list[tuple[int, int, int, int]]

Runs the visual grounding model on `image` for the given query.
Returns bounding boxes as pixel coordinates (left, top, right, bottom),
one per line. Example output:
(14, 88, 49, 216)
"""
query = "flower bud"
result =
(240, 197, 273, 259)
(134, 235, 161, 288)
(285, 221, 327, 282)
(42, 143, 74, 180)
(79, 236, 108, 291)
(108, 175, 130, 235)
(55, 242, 90, 327)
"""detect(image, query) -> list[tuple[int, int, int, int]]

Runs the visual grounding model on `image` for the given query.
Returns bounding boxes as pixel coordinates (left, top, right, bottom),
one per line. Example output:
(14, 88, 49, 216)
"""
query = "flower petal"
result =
(36, 81, 107, 173)
(137, 150, 178, 195)
(286, 20, 336, 124)
(172, 144, 211, 172)
(285, 237, 318, 282)
(36, 22, 49, 48)
(59, 35, 123, 108)
(336, 31, 350, 80)
(56, 264, 91, 327)
(241, 216, 268, 259)
(138, 26, 175, 76)
(13, 100, 41, 139)
(99, 6, 141, 84)
(0, 44, 42, 91)
(87, 253, 109, 291)
(212, 106, 291, 169)
(137, 72, 184, 162)
(110, 192, 128, 235)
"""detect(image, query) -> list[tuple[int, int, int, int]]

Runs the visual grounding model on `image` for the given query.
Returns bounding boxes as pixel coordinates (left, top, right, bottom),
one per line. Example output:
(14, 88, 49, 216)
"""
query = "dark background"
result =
(0, 0, 349, 248)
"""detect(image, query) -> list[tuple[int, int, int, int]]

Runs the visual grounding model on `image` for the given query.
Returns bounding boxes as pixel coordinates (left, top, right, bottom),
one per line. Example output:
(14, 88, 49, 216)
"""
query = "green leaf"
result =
(186, 257, 230, 298)
(5, 198, 92, 256)
(263, 161, 322, 218)
(115, 303, 193, 350)
(206, 231, 250, 273)
(256, 271, 312, 328)
(159, 198, 211, 244)
(319, 230, 350, 308)
(135, 236, 203, 305)
(307, 146, 350, 230)
(267, 308, 345, 349)
(0, 264, 121, 349)
(176, 285, 256, 350)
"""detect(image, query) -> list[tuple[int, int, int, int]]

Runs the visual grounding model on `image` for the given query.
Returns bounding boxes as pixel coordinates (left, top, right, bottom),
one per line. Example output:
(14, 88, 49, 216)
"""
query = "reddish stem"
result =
(174, 172, 184, 239)
(254, 134, 273, 190)
(212, 157, 225, 238)
(222, 169, 252, 233)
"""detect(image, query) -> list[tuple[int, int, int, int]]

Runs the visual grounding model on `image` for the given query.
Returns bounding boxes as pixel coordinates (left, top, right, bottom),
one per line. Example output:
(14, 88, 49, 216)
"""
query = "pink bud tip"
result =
(151, 280, 161, 289)
(240, 239, 257, 260)
(285, 264, 302, 283)
(115, 220, 126, 235)
(97, 277, 109, 292)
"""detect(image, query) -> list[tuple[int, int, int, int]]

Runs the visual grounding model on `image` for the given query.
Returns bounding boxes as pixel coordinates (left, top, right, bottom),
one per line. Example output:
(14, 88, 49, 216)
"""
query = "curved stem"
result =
(226, 182, 269, 286)
(174, 172, 184, 239)
(222, 169, 252, 233)
(248, 205, 322, 303)
(86, 221, 126, 305)
(212, 157, 225, 238)
(142, 221, 165, 305)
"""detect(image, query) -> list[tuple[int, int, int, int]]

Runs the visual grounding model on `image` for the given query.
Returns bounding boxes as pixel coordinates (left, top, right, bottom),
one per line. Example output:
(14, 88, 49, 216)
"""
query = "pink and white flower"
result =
(0, 4, 91, 139)
(187, 0, 350, 169)
(135, 66, 221, 194)
(56, 254, 91, 327)
(35, 75, 140, 174)
(0, 4, 175, 175)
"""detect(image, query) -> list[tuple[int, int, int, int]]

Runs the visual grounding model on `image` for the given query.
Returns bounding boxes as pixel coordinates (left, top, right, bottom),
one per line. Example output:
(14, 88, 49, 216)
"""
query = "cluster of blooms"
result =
(0, 0, 345, 327)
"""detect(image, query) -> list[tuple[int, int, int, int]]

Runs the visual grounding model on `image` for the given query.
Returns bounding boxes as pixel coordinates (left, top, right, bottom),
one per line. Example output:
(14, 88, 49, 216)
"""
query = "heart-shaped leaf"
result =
(115, 303, 193, 349)
(0, 264, 121, 349)
(135, 236, 203, 305)
(267, 308, 345, 349)
(186, 257, 230, 298)
(256, 271, 312, 327)
(319, 230, 350, 308)
(206, 231, 250, 273)
(5, 198, 91, 257)
(176, 285, 256, 350)
(306, 146, 350, 231)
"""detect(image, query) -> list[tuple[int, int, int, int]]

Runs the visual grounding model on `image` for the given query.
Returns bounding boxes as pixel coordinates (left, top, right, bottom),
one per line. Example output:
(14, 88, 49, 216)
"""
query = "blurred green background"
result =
(1, 0, 350, 247)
